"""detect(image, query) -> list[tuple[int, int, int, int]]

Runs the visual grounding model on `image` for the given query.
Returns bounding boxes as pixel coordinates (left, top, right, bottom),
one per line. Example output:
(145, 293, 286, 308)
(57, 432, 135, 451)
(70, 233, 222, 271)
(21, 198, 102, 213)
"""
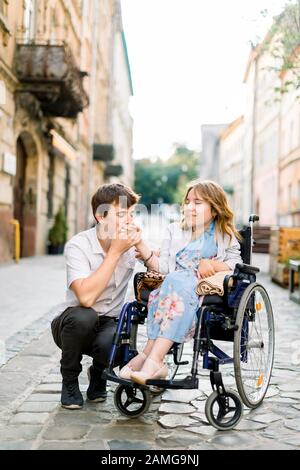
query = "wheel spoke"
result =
(217, 409, 225, 420)
(227, 406, 237, 413)
(234, 284, 274, 407)
(131, 397, 144, 404)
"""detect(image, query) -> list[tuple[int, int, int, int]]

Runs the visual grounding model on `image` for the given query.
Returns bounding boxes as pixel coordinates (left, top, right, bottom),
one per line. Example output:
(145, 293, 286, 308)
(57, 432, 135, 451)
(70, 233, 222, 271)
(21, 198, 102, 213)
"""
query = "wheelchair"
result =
(103, 214, 275, 431)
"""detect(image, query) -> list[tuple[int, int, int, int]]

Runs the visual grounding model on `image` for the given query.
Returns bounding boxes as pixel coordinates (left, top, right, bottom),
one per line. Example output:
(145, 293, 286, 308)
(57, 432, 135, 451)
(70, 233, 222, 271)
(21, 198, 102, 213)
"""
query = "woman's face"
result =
(183, 188, 214, 228)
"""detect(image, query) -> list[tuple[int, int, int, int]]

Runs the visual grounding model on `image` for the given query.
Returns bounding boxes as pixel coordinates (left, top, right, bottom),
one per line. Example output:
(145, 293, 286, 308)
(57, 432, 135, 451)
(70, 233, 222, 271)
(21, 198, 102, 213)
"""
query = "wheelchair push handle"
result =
(249, 214, 259, 223)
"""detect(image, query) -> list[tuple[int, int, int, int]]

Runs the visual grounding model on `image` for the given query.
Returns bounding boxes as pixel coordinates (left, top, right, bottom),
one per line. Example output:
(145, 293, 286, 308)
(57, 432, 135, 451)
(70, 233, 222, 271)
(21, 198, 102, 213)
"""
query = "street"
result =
(0, 252, 300, 450)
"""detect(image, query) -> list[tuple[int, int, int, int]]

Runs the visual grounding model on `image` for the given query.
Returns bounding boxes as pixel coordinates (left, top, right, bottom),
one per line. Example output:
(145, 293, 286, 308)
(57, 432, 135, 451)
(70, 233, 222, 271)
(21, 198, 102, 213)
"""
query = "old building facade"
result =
(199, 124, 228, 183)
(219, 33, 300, 229)
(219, 116, 244, 226)
(0, 0, 133, 263)
(278, 66, 300, 227)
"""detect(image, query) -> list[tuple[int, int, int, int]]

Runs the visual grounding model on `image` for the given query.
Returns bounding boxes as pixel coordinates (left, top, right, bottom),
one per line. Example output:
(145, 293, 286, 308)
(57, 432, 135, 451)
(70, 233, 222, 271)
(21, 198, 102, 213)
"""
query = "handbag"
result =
(135, 270, 166, 303)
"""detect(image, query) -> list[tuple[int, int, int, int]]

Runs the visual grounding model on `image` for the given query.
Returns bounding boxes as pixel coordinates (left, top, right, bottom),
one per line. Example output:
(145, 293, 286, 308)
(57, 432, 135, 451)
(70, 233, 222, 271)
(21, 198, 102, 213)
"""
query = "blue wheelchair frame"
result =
(103, 215, 262, 420)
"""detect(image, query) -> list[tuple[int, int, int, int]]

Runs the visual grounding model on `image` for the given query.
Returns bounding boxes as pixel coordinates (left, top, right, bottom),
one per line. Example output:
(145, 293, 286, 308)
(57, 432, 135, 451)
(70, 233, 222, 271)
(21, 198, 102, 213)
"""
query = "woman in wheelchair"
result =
(119, 179, 243, 385)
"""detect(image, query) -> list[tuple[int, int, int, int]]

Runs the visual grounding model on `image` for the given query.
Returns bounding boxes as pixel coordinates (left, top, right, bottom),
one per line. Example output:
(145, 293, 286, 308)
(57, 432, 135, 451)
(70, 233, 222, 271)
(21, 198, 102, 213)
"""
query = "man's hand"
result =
(197, 258, 216, 279)
(109, 226, 141, 255)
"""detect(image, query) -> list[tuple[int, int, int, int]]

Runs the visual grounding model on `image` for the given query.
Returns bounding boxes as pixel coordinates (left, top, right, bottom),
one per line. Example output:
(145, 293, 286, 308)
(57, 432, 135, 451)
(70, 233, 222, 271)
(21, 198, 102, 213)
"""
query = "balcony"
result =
(104, 164, 123, 178)
(15, 42, 89, 118)
(93, 144, 114, 162)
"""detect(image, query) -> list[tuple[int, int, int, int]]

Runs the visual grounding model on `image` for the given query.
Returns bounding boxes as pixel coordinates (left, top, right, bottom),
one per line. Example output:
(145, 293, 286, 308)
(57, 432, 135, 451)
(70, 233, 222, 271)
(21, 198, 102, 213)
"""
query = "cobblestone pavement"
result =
(0, 255, 300, 450)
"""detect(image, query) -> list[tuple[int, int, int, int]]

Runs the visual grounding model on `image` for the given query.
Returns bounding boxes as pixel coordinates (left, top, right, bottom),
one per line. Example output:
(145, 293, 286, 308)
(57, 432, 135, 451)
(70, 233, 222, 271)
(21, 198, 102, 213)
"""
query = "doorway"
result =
(13, 133, 38, 257)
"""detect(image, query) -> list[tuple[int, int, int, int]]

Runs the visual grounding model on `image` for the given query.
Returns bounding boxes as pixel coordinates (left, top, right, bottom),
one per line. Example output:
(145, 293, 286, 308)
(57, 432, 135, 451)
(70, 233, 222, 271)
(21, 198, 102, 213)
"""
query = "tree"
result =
(48, 205, 68, 247)
(134, 145, 200, 208)
(261, 1, 300, 97)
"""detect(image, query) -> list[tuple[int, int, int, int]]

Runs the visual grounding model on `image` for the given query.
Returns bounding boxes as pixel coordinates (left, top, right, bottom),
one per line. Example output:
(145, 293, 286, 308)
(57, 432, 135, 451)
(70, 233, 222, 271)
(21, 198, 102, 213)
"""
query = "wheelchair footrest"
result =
(103, 369, 127, 385)
(146, 375, 199, 390)
(103, 369, 149, 390)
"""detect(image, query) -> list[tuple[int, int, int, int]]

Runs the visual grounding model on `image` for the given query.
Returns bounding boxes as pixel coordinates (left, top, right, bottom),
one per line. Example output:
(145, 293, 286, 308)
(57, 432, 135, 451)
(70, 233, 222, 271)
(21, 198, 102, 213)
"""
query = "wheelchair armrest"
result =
(222, 263, 259, 305)
(235, 263, 260, 274)
(223, 274, 234, 302)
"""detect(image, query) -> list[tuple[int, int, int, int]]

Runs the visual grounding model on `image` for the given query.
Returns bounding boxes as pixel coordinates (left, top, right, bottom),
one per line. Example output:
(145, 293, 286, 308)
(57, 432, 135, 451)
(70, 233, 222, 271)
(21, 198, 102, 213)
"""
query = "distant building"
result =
(200, 124, 228, 183)
(242, 47, 257, 224)
(0, 0, 134, 262)
(251, 39, 280, 227)
(203, 12, 300, 230)
(278, 66, 300, 227)
(219, 116, 244, 226)
(111, 8, 134, 187)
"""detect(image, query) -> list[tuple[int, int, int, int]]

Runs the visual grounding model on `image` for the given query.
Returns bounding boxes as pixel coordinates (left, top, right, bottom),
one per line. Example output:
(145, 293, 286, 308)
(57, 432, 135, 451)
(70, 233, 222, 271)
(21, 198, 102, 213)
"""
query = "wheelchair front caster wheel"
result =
(205, 389, 243, 431)
(114, 385, 151, 418)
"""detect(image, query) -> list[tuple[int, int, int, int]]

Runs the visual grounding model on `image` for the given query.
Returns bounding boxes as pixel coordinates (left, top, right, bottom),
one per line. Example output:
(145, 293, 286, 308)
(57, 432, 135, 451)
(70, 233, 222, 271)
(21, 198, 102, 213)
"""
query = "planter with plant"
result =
(48, 206, 68, 255)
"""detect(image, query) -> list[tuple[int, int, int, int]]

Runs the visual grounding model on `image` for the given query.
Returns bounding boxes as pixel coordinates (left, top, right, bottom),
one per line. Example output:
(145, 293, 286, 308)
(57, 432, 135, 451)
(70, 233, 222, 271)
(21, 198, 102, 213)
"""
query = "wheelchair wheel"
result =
(234, 283, 275, 408)
(114, 385, 151, 418)
(205, 389, 243, 430)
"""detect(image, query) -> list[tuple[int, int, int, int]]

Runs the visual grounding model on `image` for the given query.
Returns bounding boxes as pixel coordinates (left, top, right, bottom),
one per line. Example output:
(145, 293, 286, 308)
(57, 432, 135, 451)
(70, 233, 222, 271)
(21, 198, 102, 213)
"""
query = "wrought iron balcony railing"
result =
(15, 42, 89, 118)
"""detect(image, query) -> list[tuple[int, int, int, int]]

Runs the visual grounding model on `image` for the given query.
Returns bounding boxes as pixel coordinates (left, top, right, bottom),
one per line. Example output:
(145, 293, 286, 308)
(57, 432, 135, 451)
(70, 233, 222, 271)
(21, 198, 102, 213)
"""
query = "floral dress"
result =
(147, 220, 218, 344)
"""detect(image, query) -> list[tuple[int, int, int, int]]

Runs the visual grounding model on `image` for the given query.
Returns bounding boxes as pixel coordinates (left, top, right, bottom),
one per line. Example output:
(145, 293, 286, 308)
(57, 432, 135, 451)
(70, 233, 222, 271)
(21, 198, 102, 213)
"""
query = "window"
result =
(0, 0, 10, 45)
(298, 181, 300, 209)
(24, 0, 36, 42)
(0, 0, 8, 17)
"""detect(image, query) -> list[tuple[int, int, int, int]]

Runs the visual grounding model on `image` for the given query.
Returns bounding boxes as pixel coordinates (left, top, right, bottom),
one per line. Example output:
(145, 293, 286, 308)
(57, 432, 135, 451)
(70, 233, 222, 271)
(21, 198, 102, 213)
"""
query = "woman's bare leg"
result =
(142, 339, 155, 356)
(140, 337, 173, 373)
(120, 339, 155, 372)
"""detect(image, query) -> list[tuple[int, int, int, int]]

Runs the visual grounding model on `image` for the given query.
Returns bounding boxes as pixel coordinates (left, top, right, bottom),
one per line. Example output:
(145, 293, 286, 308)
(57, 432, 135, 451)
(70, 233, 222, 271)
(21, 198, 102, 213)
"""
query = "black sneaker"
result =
(86, 366, 107, 402)
(61, 379, 83, 409)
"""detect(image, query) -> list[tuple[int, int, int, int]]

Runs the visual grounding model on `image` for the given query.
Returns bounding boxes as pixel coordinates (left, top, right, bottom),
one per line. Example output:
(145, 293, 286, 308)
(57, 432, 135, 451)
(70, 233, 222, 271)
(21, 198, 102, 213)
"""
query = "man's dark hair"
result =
(91, 183, 140, 222)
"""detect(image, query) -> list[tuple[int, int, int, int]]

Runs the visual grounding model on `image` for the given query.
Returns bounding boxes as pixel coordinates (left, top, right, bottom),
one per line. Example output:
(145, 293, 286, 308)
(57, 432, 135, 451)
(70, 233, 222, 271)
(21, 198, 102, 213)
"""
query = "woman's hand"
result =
(135, 248, 160, 260)
(119, 223, 141, 237)
(197, 258, 216, 279)
(110, 225, 141, 255)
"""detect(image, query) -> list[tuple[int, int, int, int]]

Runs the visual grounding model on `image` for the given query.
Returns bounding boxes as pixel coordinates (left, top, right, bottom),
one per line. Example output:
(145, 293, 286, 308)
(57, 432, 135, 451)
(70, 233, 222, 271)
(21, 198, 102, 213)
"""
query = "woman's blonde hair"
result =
(180, 179, 242, 242)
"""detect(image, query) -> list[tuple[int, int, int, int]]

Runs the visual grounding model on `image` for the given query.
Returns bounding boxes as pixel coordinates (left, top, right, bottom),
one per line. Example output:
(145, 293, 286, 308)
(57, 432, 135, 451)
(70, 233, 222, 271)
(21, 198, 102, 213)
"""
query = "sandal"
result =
(119, 352, 147, 380)
(130, 357, 168, 385)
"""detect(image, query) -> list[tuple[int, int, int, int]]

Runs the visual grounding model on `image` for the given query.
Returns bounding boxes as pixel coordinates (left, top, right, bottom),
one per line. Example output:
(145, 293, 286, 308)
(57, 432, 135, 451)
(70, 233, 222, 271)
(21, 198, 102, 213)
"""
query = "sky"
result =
(120, 0, 288, 160)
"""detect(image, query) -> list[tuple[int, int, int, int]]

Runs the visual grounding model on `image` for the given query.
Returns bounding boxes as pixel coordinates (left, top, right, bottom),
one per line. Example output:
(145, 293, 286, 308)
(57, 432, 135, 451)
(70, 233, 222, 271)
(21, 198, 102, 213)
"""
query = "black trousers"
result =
(51, 306, 121, 381)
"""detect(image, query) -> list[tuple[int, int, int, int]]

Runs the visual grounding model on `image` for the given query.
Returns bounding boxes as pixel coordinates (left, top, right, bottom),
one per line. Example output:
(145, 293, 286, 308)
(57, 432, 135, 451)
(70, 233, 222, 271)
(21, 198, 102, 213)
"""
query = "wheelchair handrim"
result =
(234, 283, 275, 408)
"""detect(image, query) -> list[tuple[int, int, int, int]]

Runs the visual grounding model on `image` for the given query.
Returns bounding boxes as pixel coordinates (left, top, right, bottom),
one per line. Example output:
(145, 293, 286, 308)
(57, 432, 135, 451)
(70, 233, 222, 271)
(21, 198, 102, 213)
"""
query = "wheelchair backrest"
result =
(238, 226, 251, 265)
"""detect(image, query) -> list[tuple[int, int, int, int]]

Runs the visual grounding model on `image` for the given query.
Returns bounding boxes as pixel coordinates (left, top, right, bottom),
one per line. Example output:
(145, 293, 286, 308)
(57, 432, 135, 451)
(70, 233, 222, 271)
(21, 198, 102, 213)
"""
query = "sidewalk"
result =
(0, 255, 300, 449)
(0, 256, 66, 365)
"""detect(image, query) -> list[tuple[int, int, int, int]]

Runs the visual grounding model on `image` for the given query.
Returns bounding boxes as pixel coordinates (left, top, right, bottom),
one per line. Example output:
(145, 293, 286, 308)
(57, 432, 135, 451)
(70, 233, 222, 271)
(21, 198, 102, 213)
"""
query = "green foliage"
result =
(262, 1, 300, 96)
(283, 255, 300, 266)
(48, 205, 68, 245)
(134, 144, 200, 208)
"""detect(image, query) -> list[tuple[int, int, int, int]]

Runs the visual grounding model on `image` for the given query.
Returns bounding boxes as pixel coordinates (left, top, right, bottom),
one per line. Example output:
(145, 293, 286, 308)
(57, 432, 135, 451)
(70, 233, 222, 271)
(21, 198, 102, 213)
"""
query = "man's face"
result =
(96, 202, 136, 238)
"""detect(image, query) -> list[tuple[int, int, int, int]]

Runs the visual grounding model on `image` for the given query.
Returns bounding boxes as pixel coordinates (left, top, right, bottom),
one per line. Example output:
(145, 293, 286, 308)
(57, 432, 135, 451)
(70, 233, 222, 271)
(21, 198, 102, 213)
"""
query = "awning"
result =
(50, 129, 77, 161)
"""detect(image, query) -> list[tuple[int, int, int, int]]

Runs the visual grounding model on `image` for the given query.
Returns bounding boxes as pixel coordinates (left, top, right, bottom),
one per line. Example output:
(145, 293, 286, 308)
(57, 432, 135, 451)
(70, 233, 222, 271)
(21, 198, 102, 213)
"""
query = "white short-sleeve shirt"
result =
(54, 227, 136, 318)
